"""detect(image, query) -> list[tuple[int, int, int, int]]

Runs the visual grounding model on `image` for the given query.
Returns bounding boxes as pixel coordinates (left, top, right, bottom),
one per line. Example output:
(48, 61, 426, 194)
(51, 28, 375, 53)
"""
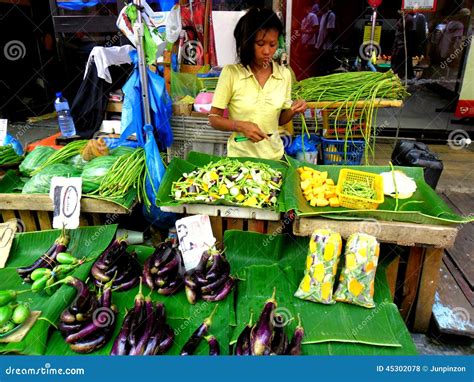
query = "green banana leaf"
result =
(224, 231, 414, 351)
(0, 225, 118, 355)
(0, 169, 136, 210)
(285, 156, 472, 225)
(156, 151, 288, 212)
(44, 245, 234, 356)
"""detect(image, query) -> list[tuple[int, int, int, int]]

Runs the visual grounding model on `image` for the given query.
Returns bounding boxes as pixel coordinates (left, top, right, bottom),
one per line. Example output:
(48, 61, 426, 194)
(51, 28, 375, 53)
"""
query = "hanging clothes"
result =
(180, 0, 217, 66)
(84, 45, 134, 83)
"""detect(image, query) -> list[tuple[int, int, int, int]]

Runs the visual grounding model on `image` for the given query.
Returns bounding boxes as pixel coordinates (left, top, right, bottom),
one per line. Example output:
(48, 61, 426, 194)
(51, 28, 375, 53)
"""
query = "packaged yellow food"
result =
(294, 229, 342, 304)
(334, 233, 380, 308)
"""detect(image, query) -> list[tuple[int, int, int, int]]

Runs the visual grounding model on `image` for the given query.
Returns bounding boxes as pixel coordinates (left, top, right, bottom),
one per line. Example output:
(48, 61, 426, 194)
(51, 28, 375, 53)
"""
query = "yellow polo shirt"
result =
(212, 61, 292, 160)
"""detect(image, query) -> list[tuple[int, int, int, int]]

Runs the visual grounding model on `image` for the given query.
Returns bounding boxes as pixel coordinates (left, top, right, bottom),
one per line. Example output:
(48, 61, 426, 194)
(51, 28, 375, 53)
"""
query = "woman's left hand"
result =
(291, 99, 307, 115)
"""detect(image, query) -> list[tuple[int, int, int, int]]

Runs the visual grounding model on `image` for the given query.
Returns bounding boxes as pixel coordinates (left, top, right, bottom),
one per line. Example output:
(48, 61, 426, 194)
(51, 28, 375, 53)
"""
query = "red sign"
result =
(367, 0, 382, 7)
(402, 0, 437, 12)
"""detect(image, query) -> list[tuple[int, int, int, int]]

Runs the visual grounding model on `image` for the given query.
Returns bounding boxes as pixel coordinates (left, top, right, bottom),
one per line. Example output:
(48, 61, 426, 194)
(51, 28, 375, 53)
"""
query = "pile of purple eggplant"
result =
(111, 282, 174, 355)
(180, 305, 220, 356)
(234, 289, 304, 356)
(58, 276, 117, 354)
(16, 229, 70, 283)
(184, 250, 234, 304)
(91, 235, 141, 291)
(143, 241, 184, 295)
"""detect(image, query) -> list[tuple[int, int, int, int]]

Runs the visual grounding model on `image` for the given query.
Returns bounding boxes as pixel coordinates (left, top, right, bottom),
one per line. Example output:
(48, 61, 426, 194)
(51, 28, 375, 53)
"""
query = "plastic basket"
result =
(198, 77, 219, 91)
(336, 169, 384, 210)
(321, 138, 365, 165)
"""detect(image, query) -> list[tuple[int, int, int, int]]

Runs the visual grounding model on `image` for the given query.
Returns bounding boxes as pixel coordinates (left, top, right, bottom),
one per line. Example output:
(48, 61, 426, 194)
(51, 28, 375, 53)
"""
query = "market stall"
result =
(0, 0, 473, 359)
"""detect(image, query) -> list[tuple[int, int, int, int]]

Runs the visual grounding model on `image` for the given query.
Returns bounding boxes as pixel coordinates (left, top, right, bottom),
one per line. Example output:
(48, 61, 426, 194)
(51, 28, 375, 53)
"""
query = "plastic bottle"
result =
(54, 92, 76, 137)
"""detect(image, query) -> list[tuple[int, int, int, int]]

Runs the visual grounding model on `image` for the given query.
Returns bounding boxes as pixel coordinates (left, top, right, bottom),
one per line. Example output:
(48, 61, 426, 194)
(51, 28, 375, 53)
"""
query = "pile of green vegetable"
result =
(171, 158, 283, 208)
(342, 179, 376, 200)
(293, 71, 409, 163)
(0, 290, 31, 337)
(0, 145, 22, 166)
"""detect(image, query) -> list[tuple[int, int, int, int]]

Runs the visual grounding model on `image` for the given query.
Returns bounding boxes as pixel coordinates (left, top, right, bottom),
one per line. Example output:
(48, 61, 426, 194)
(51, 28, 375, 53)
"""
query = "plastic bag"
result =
(19, 146, 56, 176)
(22, 164, 81, 194)
(3, 134, 24, 155)
(334, 233, 380, 308)
(81, 156, 119, 193)
(144, 124, 166, 208)
(67, 154, 88, 170)
(170, 70, 202, 99)
(294, 229, 342, 304)
(286, 134, 319, 156)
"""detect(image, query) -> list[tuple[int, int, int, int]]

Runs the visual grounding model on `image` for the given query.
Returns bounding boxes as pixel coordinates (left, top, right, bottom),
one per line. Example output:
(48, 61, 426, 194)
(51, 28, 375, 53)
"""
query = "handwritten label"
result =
(0, 220, 17, 268)
(402, 0, 437, 12)
(0, 119, 7, 146)
(49, 177, 82, 229)
(176, 215, 216, 271)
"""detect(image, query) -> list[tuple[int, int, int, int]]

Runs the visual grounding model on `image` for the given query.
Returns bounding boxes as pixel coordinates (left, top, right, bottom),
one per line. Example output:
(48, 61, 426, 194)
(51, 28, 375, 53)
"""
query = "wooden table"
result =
(293, 217, 459, 333)
(0, 194, 131, 232)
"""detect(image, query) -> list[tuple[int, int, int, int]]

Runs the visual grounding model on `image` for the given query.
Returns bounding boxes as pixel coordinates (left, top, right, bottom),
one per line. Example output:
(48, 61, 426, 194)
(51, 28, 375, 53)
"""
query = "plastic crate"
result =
(198, 77, 219, 91)
(336, 169, 384, 210)
(321, 138, 365, 165)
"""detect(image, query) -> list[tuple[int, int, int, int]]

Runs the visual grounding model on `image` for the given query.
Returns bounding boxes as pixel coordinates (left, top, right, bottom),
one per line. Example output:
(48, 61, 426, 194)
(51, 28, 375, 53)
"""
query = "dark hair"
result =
(233, 7, 284, 67)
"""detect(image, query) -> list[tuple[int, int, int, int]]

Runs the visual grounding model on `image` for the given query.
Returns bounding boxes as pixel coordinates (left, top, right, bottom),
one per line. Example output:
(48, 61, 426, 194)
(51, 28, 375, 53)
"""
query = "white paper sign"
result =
(49, 177, 82, 229)
(0, 119, 7, 146)
(402, 0, 437, 12)
(175, 215, 216, 271)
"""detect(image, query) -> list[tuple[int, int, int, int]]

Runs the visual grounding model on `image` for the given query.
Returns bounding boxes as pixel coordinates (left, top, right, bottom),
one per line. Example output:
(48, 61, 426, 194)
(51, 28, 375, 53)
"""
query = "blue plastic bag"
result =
(144, 124, 166, 207)
(286, 134, 319, 156)
(121, 51, 173, 150)
(3, 134, 24, 155)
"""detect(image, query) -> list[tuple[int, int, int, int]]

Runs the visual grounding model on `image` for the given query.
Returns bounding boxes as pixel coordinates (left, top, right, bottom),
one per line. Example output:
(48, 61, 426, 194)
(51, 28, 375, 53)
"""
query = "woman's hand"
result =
(238, 121, 268, 143)
(291, 99, 307, 115)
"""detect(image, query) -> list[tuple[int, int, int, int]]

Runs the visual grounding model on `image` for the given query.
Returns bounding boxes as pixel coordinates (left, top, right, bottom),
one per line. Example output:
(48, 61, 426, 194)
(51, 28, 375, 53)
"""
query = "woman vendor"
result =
(208, 7, 307, 161)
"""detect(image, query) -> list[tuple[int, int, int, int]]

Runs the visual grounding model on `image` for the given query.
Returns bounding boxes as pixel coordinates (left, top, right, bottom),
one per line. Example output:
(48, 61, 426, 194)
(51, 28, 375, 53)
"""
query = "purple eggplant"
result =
(184, 272, 199, 305)
(111, 309, 134, 355)
(58, 321, 83, 337)
(69, 325, 114, 354)
(180, 305, 218, 355)
(142, 257, 155, 290)
(152, 244, 173, 268)
(250, 288, 276, 356)
(129, 280, 145, 347)
(156, 325, 174, 355)
(205, 335, 220, 355)
(235, 313, 253, 356)
(205, 252, 229, 281)
(201, 274, 229, 295)
(16, 229, 69, 282)
(58, 277, 92, 315)
(270, 315, 289, 355)
(142, 303, 166, 356)
(201, 277, 234, 302)
(91, 263, 110, 283)
(156, 254, 180, 277)
(60, 309, 77, 324)
(129, 295, 154, 356)
(286, 314, 304, 355)
(114, 276, 139, 292)
(157, 279, 182, 296)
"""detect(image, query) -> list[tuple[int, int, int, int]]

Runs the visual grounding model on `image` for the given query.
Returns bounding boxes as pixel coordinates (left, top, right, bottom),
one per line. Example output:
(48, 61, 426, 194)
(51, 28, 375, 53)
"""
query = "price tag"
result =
(49, 177, 82, 229)
(0, 119, 7, 146)
(0, 220, 17, 268)
(176, 215, 216, 271)
(402, 0, 437, 12)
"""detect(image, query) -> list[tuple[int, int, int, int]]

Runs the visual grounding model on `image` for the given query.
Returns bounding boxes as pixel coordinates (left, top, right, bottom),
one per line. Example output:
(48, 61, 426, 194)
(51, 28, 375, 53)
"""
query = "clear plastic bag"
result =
(22, 164, 81, 194)
(81, 156, 119, 193)
(19, 146, 56, 176)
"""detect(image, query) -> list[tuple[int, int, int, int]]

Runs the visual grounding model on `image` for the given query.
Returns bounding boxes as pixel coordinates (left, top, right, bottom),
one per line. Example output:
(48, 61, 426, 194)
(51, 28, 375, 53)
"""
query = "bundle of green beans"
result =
(90, 148, 150, 208)
(292, 71, 409, 163)
(31, 140, 88, 175)
(0, 145, 22, 166)
(342, 179, 376, 200)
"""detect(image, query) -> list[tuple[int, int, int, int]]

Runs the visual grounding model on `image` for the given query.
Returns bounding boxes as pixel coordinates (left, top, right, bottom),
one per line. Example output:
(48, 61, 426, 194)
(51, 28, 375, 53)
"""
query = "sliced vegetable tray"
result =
(156, 151, 288, 214)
